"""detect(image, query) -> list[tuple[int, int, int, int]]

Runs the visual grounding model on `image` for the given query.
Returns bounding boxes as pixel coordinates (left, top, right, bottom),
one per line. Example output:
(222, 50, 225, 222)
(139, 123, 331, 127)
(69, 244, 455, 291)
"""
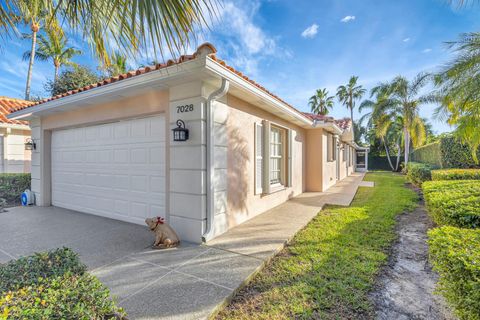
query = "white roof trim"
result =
(0, 123, 30, 130)
(8, 59, 206, 120)
(205, 57, 313, 127)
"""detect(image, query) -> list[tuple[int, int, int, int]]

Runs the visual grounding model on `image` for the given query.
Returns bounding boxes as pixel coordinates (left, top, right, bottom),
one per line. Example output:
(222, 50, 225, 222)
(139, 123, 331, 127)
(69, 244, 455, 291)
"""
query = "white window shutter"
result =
(262, 120, 271, 194)
(287, 129, 293, 187)
(255, 123, 263, 194)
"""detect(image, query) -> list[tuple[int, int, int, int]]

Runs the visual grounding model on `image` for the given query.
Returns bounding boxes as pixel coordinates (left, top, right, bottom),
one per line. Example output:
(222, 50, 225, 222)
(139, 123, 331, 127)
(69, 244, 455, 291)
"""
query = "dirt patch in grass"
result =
(370, 186, 455, 319)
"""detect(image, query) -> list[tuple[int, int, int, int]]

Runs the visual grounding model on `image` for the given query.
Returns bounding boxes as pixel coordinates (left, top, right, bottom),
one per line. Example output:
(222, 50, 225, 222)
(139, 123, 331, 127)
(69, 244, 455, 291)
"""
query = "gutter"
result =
(202, 78, 230, 242)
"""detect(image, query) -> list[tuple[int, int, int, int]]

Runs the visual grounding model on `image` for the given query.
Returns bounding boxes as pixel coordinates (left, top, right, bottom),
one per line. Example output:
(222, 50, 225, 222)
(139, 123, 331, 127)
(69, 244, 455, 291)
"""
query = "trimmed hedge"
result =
(405, 162, 432, 186)
(0, 248, 86, 293)
(0, 173, 31, 206)
(0, 248, 124, 319)
(411, 134, 480, 169)
(428, 226, 480, 320)
(423, 180, 480, 228)
(432, 169, 480, 181)
(410, 142, 442, 168)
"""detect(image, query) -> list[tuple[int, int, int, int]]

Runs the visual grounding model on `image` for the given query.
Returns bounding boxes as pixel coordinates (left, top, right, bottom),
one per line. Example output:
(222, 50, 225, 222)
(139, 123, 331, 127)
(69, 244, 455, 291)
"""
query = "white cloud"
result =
(341, 15, 356, 23)
(422, 48, 432, 53)
(301, 24, 319, 39)
(403, 37, 410, 42)
(216, 2, 276, 55)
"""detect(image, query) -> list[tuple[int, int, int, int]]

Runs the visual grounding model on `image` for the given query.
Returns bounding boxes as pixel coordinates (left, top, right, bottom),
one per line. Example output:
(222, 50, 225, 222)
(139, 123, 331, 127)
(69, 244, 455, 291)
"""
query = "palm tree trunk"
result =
(395, 138, 401, 171)
(25, 30, 37, 100)
(54, 65, 59, 84)
(404, 127, 410, 165)
(382, 137, 395, 171)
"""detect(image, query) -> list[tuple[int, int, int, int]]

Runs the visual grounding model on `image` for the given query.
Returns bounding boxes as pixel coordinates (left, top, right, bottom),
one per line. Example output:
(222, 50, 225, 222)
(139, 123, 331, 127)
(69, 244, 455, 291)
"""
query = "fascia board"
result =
(8, 59, 206, 120)
(205, 57, 313, 127)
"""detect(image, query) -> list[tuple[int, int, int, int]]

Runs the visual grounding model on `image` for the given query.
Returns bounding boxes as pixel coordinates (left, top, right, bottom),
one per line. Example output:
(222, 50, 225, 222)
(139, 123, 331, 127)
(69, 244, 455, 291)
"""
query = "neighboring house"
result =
(0, 97, 33, 173)
(8, 43, 367, 243)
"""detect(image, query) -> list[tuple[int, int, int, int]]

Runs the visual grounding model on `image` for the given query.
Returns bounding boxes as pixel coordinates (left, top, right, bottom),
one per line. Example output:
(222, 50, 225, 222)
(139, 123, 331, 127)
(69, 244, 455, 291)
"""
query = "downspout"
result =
(202, 78, 230, 242)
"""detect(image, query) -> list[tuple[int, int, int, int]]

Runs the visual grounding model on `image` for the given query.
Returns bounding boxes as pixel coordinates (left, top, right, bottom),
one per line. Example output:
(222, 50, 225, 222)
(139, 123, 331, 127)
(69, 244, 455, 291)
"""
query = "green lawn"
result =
(216, 172, 418, 319)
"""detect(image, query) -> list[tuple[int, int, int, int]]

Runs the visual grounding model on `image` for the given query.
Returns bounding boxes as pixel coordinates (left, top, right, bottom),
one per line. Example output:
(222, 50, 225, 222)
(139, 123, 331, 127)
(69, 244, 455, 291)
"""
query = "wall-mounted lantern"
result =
(25, 138, 36, 151)
(172, 120, 189, 142)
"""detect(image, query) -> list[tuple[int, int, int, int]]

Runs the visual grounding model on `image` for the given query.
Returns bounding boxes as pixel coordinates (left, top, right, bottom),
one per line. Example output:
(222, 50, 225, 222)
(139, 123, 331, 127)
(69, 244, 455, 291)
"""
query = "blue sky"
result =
(1, 0, 479, 133)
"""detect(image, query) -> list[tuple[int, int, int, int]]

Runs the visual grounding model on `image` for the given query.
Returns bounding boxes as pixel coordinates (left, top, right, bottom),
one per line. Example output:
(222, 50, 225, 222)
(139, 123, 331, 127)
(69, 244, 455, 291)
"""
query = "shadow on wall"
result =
(227, 124, 250, 223)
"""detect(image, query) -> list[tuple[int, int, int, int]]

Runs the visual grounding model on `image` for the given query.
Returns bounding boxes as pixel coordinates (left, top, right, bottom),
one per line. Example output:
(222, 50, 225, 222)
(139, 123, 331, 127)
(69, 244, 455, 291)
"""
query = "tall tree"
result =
(336, 76, 366, 125)
(369, 73, 430, 165)
(435, 32, 480, 161)
(1, 1, 218, 66)
(23, 25, 81, 83)
(309, 88, 334, 115)
(360, 94, 404, 171)
(45, 65, 100, 96)
(15, 0, 52, 100)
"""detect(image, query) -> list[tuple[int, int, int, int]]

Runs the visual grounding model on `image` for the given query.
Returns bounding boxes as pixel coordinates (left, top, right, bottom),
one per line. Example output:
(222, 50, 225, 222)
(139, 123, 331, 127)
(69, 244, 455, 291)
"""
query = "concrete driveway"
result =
(0, 206, 261, 319)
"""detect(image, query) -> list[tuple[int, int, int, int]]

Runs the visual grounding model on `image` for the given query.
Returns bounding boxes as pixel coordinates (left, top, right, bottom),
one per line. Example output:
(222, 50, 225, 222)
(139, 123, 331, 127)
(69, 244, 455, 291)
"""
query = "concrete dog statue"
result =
(145, 217, 180, 249)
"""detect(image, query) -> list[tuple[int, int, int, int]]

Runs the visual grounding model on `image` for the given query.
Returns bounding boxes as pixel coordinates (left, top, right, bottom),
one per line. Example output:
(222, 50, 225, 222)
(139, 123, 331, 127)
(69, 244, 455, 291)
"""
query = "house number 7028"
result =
(176, 104, 194, 113)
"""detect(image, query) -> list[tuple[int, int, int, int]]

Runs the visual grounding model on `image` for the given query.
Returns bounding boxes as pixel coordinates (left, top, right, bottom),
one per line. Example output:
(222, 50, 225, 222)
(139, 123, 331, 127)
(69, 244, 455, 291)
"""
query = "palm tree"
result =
(369, 73, 430, 165)
(360, 95, 404, 171)
(1, 1, 218, 66)
(23, 26, 81, 83)
(336, 76, 366, 125)
(435, 32, 480, 161)
(309, 88, 335, 115)
(15, 0, 53, 100)
(104, 52, 129, 77)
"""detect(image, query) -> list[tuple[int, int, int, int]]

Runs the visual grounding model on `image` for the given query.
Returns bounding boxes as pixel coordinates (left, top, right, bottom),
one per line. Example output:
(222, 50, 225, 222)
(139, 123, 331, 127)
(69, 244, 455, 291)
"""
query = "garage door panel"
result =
(52, 114, 166, 225)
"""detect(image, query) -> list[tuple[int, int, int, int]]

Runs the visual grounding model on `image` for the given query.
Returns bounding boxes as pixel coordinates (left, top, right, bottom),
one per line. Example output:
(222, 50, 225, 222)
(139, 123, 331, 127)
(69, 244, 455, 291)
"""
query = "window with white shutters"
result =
(255, 123, 263, 194)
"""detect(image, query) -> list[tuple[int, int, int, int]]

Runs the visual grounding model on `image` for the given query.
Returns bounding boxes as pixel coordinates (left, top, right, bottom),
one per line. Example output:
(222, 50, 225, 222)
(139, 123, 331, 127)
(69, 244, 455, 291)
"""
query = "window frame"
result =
(269, 125, 287, 187)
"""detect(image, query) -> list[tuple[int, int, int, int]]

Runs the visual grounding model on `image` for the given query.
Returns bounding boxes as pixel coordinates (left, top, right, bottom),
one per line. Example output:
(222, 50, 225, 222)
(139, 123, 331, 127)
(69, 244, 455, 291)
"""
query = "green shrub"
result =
(0, 248, 124, 319)
(405, 162, 432, 186)
(423, 180, 480, 228)
(410, 142, 442, 168)
(0, 173, 31, 206)
(0, 248, 86, 293)
(432, 169, 480, 181)
(410, 134, 480, 169)
(428, 226, 480, 320)
(0, 273, 125, 319)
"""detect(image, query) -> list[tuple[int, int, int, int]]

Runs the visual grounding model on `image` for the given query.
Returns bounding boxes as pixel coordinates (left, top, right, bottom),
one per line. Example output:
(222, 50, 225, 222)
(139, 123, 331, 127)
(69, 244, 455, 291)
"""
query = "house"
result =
(8, 43, 367, 243)
(0, 97, 33, 173)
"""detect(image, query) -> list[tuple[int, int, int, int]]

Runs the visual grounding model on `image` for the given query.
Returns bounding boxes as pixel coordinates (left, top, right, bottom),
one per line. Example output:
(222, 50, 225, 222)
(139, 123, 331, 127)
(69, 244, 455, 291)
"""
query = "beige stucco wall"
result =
(305, 128, 323, 192)
(31, 88, 170, 208)
(41, 90, 169, 131)
(322, 132, 337, 191)
(217, 94, 306, 233)
(0, 127, 31, 173)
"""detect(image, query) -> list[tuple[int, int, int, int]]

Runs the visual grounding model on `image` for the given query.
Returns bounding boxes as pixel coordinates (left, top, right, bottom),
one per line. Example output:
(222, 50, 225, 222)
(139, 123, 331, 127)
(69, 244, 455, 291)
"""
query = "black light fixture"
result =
(172, 120, 189, 142)
(25, 138, 36, 151)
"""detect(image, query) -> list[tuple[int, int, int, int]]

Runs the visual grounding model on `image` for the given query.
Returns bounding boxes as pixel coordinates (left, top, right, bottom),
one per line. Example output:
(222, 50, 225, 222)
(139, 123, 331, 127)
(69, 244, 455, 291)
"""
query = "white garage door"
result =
(51, 114, 166, 225)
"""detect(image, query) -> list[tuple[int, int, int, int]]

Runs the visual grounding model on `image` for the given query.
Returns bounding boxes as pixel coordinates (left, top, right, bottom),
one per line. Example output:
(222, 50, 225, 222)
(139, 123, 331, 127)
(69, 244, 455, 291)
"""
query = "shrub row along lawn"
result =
(405, 165, 480, 187)
(0, 247, 124, 319)
(423, 169, 480, 320)
(423, 180, 480, 228)
(428, 227, 480, 320)
(432, 168, 480, 181)
(405, 162, 432, 186)
(216, 172, 417, 319)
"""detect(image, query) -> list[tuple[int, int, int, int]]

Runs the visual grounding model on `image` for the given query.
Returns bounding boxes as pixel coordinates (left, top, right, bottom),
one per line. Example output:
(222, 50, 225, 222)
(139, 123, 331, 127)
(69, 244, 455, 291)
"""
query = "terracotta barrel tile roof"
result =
(7, 42, 345, 130)
(303, 112, 352, 130)
(9, 43, 217, 114)
(0, 97, 33, 125)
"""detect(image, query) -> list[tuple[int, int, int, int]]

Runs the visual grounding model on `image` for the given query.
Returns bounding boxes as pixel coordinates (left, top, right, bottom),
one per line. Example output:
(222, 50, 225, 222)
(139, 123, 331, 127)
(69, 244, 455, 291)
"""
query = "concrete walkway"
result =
(0, 172, 367, 320)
